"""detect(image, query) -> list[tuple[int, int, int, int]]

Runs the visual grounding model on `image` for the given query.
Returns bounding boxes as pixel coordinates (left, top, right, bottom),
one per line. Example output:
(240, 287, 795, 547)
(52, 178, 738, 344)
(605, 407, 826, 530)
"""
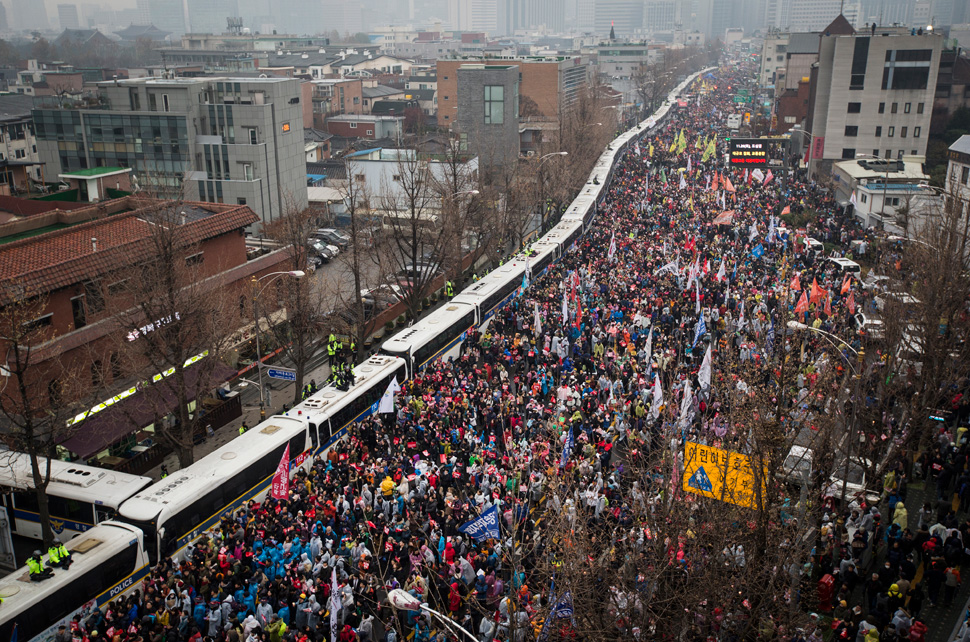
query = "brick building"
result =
(436, 56, 589, 128)
(0, 196, 291, 463)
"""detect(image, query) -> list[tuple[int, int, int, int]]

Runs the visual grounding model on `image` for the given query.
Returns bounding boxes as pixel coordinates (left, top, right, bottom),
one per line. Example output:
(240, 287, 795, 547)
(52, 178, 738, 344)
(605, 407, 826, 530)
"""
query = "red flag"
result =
(841, 275, 851, 294)
(723, 176, 736, 193)
(711, 172, 719, 192)
(790, 274, 800, 291)
(810, 278, 822, 305)
(781, 205, 791, 215)
(763, 169, 774, 185)
(794, 291, 809, 315)
(712, 210, 735, 225)
(271, 444, 290, 500)
(824, 292, 832, 317)
(847, 292, 856, 314)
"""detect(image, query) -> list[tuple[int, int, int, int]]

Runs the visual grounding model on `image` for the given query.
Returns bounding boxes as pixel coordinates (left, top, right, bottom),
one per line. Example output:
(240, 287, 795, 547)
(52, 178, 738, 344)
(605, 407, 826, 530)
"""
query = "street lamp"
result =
(789, 125, 817, 181)
(387, 589, 478, 642)
(252, 270, 305, 413)
(787, 320, 860, 373)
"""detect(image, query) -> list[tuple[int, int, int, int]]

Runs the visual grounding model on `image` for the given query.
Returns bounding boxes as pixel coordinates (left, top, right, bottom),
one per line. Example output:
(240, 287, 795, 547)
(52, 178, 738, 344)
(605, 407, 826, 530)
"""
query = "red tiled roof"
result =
(0, 202, 258, 297)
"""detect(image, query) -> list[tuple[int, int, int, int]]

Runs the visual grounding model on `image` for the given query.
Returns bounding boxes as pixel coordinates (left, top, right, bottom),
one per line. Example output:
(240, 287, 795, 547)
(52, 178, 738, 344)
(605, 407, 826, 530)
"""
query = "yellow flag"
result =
(648, 143, 654, 157)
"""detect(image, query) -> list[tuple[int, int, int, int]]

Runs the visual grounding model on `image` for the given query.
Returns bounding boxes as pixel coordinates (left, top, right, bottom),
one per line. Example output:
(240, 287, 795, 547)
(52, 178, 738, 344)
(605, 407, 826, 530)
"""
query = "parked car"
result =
(308, 240, 338, 263)
(780, 445, 879, 507)
(852, 312, 885, 340)
(314, 228, 350, 248)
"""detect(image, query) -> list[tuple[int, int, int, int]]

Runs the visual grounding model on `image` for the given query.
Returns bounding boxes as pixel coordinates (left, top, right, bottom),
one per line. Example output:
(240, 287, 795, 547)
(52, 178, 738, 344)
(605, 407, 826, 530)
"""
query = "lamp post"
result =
(446, 189, 479, 280)
(387, 589, 478, 642)
(252, 270, 305, 413)
(789, 125, 817, 182)
(786, 320, 861, 373)
(536, 151, 568, 234)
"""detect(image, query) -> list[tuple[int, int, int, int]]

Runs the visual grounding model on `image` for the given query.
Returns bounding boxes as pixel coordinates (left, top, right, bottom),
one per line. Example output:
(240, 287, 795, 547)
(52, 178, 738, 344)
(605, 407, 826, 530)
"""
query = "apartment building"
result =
(33, 77, 307, 226)
(806, 20, 942, 177)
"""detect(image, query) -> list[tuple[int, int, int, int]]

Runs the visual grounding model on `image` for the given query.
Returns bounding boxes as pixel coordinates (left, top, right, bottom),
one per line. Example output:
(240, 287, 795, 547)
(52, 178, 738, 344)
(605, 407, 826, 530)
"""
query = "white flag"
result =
(695, 278, 701, 314)
(678, 380, 693, 427)
(607, 231, 617, 262)
(330, 568, 341, 642)
(378, 376, 401, 414)
(687, 155, 692, 173)
(850, 192, 857, 205)
(699, 345, 712, 391)
(748, 224, 758, 242)
(644, 327, 653, 376)
(534, 302, 541, 335)
(679, 173, 687, 190)
(649, 376, 663, 420)
(562, 290, 569, 325)
(716, 259, 726, 283)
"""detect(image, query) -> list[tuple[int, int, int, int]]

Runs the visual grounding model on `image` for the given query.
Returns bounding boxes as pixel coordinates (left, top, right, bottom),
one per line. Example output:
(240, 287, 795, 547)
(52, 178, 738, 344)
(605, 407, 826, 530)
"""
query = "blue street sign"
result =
(266, 367, 296, 382)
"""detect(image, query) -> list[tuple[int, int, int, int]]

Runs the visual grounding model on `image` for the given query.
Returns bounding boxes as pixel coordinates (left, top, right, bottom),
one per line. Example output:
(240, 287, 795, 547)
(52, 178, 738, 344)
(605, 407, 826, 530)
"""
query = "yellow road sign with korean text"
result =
(682, 441, 764, 509)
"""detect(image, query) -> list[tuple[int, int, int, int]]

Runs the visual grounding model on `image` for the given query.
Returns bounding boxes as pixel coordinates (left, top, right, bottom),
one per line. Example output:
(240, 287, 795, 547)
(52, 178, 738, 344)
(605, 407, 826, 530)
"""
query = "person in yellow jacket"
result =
(380, 475, 395, 498)
(48, 538, 71, 568)
(27, 550, 53, 581)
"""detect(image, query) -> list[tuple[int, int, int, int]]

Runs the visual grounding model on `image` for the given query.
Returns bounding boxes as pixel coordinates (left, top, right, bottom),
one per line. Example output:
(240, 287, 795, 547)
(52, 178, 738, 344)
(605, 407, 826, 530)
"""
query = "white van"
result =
(827, 257, 861, 279)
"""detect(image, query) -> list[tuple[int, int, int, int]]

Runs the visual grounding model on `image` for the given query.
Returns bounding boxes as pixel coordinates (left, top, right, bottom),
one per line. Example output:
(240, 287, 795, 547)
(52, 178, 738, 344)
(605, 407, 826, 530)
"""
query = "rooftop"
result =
(362, 85, 404, 98)
(834, 157, 928, 181)
(59, 167, 130, 179)
(0, 199, 258, 296)
(787, 32, 820, 55)
(951, 134, 970, 156)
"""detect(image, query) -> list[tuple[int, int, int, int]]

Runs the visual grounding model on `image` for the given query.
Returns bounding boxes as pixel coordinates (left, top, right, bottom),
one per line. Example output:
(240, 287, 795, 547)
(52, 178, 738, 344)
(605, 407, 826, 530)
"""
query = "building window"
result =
(842, 148, 856, 159)
(875, 126, 882, 137)
(349, 122, 357, 129)
(861, 193, 868, 203)
(962, 166, 970, 184)
(845, 126, 858, 137)
(891, 103, 898, 114)
(84, 281, 104, 313)
(886, 149, 892, 158)
(888, 126, 895, 137)
(886, 196, 900, 206)
(850, 37, 869, 89)
(162, 94, 170, 112)
(897, 150, 903, 159)
(904, 102, 911, 113)
(185, 252, 204, 266)
(872, 149, 879, 157)
(22, 313, 52, 334)
(913, 127, 921, 138)
(237, 197, 247, 205)
(878, 102, 885, 113)
(243, 164, 253, 181)
(900, 127, 907, 138)
(355, 174, 365, 182)
(847, 102, 861, 113)
(917, 102, 924, 114)
(484, 85, 505, 125)
(71, 296, 86, 329)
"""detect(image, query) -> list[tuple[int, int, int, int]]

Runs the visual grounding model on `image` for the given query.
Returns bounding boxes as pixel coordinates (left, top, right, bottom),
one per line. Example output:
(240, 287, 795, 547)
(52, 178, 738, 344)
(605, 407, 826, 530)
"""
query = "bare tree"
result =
(0, 288, 85, 545)
(380, 150, 448, 320)
(108, 201, 241, 468)
(262, 199, 330, 405)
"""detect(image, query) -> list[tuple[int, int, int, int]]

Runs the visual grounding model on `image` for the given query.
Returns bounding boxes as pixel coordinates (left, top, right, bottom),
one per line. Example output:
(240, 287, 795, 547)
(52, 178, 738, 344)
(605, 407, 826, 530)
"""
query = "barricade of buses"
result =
(0, 67, 715, 642)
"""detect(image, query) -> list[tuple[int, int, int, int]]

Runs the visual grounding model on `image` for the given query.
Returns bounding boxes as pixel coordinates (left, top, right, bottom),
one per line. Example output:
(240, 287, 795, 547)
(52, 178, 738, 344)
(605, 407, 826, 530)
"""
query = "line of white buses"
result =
(0, 67, 714, 642)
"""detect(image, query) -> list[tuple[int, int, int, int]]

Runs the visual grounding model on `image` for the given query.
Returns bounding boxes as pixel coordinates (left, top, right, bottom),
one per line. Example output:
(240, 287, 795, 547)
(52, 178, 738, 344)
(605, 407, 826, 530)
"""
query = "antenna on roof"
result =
(91, 237, 97, 252)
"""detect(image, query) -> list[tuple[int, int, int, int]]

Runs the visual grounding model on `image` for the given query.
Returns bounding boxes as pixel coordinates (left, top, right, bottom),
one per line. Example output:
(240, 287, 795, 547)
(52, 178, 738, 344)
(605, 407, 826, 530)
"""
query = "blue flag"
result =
(560, 426, 574, 469)
(751, 244, 765, 258)
(458, 504, 500, 542)
(538, 591, 575, 642)
(692, 316, 706, 349)
(766, 317, 776, 355)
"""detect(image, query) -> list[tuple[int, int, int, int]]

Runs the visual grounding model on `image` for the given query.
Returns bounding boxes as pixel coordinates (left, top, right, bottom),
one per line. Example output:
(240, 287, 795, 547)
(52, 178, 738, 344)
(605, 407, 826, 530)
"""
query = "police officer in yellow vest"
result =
(27, 550, 53, 581)
(327, 333, 337, 359)
(48, 538, 71, 569)
(445, 281, 454, 298)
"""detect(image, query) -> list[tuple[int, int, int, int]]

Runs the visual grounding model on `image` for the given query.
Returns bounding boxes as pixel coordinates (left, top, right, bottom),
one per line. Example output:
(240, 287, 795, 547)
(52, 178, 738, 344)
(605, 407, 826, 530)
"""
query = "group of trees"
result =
(0, 35, 160, 69)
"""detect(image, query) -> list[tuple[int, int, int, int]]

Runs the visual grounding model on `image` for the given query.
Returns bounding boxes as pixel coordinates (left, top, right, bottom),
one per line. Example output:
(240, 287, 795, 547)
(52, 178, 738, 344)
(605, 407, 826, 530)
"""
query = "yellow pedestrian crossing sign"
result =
(682, 441, 764, 510)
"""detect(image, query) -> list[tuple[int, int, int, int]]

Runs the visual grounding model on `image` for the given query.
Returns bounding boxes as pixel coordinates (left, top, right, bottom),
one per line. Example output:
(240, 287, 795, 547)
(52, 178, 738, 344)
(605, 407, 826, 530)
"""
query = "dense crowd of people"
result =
(60, 58, 966, 642)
